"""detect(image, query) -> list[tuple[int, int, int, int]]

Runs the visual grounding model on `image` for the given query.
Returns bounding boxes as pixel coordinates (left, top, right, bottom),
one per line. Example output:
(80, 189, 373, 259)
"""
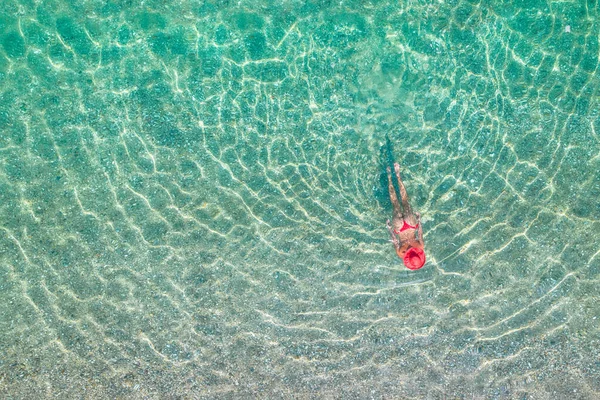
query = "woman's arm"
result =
(387, 219, 399, 248)
(416, 212, 424, 245)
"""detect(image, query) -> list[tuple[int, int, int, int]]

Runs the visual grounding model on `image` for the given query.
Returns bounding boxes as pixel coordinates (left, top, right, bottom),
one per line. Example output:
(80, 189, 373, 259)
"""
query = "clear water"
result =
(1, 0, 599, 398)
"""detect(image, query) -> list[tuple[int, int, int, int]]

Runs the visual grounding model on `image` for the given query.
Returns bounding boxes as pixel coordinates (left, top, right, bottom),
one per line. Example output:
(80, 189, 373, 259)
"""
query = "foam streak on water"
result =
(0, 1, 599, 398)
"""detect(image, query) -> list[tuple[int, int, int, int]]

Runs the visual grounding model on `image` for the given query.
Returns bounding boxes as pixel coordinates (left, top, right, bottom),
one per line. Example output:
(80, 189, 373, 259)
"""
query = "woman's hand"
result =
(415, 213, 424, 243)
(386, 219, 399, 247)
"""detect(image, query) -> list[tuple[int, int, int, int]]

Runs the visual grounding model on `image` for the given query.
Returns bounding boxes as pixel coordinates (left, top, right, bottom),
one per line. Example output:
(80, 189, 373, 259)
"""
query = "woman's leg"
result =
(394, 163, 412, 216)
(387, 166, 403, 217)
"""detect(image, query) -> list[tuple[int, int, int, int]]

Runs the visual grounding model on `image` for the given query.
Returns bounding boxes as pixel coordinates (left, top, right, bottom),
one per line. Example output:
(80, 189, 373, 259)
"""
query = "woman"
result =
(386, 162, 426, 270)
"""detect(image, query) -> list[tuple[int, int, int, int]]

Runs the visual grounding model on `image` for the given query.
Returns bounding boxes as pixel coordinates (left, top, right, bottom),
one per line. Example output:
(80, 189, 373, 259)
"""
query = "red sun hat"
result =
(403, 247, 426, 270)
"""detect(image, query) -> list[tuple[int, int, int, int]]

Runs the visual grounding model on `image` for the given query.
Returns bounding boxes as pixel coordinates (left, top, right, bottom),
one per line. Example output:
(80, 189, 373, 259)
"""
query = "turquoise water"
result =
(1, 0, 600, 398)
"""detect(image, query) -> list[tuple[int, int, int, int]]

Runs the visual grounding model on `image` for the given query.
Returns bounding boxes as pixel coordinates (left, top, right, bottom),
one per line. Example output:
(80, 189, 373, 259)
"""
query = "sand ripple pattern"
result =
(1, 1, 599, 398)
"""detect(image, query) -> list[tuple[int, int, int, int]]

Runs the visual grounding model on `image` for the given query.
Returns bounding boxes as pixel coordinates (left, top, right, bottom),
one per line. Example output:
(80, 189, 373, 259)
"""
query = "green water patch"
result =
(2, 31, 26, 58)
(56, 16, 94, 55)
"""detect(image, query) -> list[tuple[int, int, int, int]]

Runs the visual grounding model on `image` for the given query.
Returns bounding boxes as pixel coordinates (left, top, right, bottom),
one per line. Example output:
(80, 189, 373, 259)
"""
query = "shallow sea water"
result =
(1, 0, 600, 399)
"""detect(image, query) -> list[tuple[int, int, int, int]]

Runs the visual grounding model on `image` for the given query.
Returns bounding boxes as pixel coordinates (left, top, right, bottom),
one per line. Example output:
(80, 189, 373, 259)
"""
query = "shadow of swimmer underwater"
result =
(386, 162, 426, 270)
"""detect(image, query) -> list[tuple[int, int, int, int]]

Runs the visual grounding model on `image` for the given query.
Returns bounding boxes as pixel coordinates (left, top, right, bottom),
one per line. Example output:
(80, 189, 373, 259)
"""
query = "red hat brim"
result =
(403, 247, 426, 270)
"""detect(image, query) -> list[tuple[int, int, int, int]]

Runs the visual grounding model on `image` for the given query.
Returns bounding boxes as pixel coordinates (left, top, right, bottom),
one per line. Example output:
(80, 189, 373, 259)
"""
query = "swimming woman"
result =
(386, 162, 426, 270)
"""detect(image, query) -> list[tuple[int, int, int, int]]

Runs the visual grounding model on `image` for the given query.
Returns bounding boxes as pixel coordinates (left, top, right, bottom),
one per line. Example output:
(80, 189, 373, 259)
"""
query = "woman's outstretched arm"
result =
(416, 212, 424, 246)
(386, 219, 399, 248)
